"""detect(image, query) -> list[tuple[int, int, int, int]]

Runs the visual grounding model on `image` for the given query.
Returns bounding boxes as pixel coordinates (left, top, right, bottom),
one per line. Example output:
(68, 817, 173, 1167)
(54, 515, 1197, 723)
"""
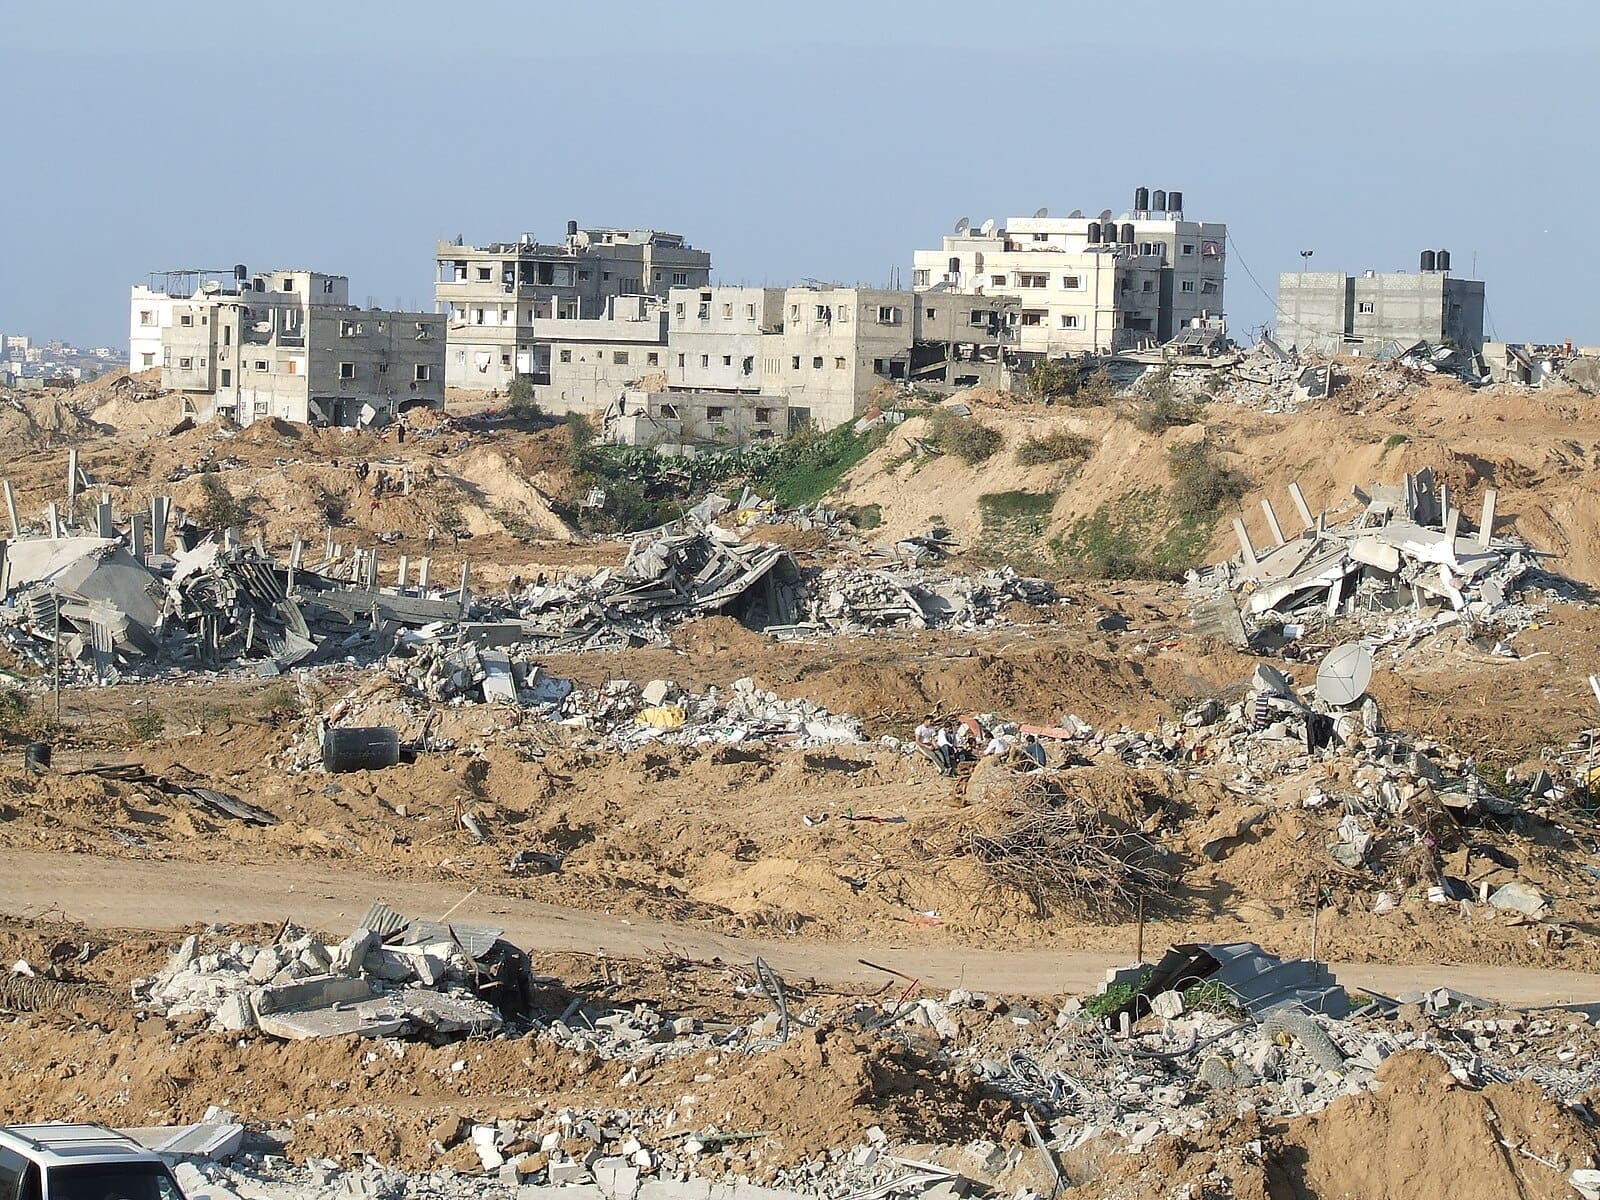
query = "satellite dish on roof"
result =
(1317, 643, 1374, 708)
(979, 218, 997, 235)
(1033, 206, 1049, 218)
(954, 216, 970, 234)
(1098, 209, 1113, 222)
(1067, 209, 1084, 219)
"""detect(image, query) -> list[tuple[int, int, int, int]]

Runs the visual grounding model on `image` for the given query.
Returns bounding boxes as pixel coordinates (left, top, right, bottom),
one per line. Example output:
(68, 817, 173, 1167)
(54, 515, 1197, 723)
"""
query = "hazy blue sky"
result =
(3, 0, 1596, 349)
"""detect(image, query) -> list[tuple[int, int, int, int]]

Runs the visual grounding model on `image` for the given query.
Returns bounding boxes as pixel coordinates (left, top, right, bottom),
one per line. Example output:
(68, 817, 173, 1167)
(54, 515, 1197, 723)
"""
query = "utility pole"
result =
(51, 582, 61, 721)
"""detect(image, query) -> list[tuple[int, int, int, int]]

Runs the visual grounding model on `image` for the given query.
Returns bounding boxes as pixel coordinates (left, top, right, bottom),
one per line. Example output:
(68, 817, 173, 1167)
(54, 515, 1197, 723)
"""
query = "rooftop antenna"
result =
(954, 216, 970, 234)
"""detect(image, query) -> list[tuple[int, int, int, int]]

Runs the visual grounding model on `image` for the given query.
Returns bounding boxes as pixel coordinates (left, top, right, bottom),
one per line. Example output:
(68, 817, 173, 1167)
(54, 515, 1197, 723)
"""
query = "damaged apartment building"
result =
(434, 222, 712, 391)
(131, 267, 445, 428)
(910, 187, 1227, 355)
(1275, 251, 1486, 357)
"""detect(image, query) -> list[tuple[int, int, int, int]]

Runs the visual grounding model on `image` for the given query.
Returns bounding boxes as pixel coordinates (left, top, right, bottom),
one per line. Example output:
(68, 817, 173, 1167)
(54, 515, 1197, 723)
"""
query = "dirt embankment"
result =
(834, 371, 1600, 585)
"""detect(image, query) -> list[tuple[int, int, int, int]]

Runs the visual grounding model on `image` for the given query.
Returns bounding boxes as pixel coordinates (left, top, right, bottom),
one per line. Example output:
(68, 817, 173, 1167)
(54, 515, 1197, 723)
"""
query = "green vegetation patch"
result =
(978, 490, 1058, 562)
(1050, 487, 1215, 579)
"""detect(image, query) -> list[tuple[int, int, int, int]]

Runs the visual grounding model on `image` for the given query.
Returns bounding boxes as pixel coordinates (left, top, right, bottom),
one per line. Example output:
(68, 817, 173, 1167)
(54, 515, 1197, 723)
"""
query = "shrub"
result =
(1132, 394, 1204, 433)
(1168, 441, 1249, 519)
(565, 412, 596, 470)
(506, 376, 540, 418)
(1026, 357, 1081, 402)
(192, 473, 246, 531)
(843, 503, 883, 530)
(1015, 429, 1094, 467)
(1075, 368, 1117, 407)
(929, 411, 1002, 464)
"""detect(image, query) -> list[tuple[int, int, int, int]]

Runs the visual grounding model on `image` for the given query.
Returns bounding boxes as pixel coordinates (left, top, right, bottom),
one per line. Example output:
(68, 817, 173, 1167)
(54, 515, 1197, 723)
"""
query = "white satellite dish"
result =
(1098, 208, 1113, 222)
(979, 218, 997, 235)
(954, 216, 970, 234)
(1067, 209, 1084, 219)
(1317, 643, 1374, 707)
(1033, 206, 1049, 218)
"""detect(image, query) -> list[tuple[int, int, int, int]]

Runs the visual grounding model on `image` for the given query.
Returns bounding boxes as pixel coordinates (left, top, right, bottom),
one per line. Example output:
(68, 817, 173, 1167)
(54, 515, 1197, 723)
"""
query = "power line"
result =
(1225, 231, 1330, 339)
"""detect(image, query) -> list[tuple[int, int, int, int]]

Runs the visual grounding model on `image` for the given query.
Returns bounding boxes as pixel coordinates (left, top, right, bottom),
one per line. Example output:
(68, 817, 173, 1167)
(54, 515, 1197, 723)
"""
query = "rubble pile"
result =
(1186, 467, 1542, 649)
(136, 907, 525, 1041)
(558, 676, 865, 751)
(804, 566, 1056, 634)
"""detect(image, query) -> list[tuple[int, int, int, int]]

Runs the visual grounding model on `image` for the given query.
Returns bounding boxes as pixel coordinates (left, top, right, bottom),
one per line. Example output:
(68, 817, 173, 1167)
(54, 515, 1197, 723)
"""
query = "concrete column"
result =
(66, 449, 79, 522)
(365, 551, 379, 590)
(458, 560, 471, 613)
(3, 480, 19, 537)
(397, 555, 409, 589)
(1232, 518, 1258, 568)
(418, 557, 432, 589)
(1439, 481, 1451, 525)
(1287, 482, 1314, 529)
(290, 537, 305, 570)
(1260, 499, 1286, 547)
(1444, 506, 1460, 542)
(150, 496, 169, 556)
(96, 496, 114, 538)
(130, 513, 147, 561)
(47, 502, 60, 539)
(1477, 489, 1497, 549)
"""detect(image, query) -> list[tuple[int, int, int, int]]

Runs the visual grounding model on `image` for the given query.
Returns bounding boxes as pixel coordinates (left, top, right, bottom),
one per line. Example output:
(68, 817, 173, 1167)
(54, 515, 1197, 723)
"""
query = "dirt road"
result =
(5, 848, 1600, 1006)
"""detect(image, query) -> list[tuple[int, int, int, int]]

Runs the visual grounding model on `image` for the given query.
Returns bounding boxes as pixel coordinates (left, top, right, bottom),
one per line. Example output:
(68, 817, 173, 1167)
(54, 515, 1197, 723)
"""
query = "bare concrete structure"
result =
(668, 286, 784, 393)
(435, 224, 711, 391)
(1276, 257, 1485, 354)
(912, 189, 1226, 355)
(152, 267, 445, 427)
(606, 388, 789, 452)
(758, 287, 919, 430)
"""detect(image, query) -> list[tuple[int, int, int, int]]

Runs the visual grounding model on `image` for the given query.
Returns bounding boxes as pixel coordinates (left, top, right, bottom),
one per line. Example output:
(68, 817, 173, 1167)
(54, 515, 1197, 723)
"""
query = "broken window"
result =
(755, 408, 772, 423)
(742, 356, 754, 375)
(834, 356, 846, 370)
(723, 304, 734, 318)
(925, 308, 937, 320)
(339, 362, 355, 379)
(838, 306, 850, 323)
(707, 406, 726, 420)
(285, 359, 298, 375)
(812, 356, 824, 369)
(139, 310, 154, 326)
(1181, 280, 1196, 293)
(414, 365, 431, 381)
(676, 353, 685, 367)
(178, 356, 193, 369)
(877, 306, 900, 324)
(1358, 301, 1375, 314)
(340, 320, 360, 336)
(1201, 280, 1219, 295)
(560, 349, 573, 363)
(675, 303, 685, 319)
(1182, 243, 1195, 255)
(745, 304, 756, 319)
(1020, 311, 1044, 326)
(1020, 273, 1048, 288)
(647, 352, 659, 366)
(254, 359, 267, 371)
(281, 278, 294, 292)
(322, 279, 335, 293)
(698, 303, 710, 319)
(501, 353, 512, 367)
(791, 355, 801, 370)
(913, 269, 930, 286)
(1060, 314, 1081, 329)
(969, 310, 987, 326)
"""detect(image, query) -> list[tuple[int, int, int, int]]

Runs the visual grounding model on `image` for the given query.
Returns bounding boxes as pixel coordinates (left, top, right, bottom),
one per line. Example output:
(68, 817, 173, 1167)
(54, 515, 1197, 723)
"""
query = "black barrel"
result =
(322, 727, 400, 773)
(24, 743, 51, 774)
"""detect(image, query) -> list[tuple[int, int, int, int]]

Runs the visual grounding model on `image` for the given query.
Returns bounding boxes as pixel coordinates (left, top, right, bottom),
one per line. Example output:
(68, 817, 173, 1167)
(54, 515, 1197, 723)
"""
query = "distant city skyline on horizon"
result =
(3, 0, 1596, 350)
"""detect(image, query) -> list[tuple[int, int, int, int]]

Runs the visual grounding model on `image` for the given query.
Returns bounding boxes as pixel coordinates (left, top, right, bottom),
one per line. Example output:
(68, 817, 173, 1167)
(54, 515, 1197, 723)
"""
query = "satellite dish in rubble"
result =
(1317, 643, 1374, 707)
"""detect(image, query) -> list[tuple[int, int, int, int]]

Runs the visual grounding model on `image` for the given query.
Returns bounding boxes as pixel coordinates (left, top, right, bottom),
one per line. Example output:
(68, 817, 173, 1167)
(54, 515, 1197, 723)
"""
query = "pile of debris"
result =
(1187, 468, 1541, 648)
(558, 676, 864, 752)
(136, 905, 527, 1040)
(803, 566, 1056, 634)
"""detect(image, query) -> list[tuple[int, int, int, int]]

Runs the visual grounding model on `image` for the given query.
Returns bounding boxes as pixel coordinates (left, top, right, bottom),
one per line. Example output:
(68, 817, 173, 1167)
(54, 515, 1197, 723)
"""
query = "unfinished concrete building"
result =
(538, 296, 669, 416)
(149, 267, 445, 427)
(606, 388, 790, 450)
(1275, 254, 1486, 355)
(757, 287, 920, 431)
(667, 286, 784, 394)
(435, 223, 712, 391)
(912, 187, 1226, 355)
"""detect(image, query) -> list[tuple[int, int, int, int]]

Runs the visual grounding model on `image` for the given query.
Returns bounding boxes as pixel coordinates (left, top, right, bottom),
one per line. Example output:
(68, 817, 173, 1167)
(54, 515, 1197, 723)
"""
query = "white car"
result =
(0, 1125, 186, 1200)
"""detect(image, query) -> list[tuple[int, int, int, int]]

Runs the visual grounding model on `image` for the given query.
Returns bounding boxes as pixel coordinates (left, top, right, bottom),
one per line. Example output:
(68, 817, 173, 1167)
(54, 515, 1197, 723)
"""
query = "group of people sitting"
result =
(913, 715, 1047, 777)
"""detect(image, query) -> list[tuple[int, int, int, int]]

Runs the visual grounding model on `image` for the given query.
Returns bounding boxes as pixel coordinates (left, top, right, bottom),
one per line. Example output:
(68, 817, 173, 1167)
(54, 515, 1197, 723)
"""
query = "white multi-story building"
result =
(911, 188, 1226, 355)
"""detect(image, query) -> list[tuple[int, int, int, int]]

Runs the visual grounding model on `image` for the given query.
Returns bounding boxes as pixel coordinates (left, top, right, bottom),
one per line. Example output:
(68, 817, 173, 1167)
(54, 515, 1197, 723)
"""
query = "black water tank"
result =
(24, 742, 50, 774)
(1134, 186, 1150, 212)
(1087, 221, 1102, 243)
(1168, 190, 1183, 213)
(948, 256, 960, 274)
(566, 219, 579, 237)
(322, 727, 401, 773)
(1120, 223, 1135, 244)
(1437, 249, 1451, 272)
(233, 263, 247, 282)
(1420, 249, 1436, 272)
(1151, 189, 1167, 212)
